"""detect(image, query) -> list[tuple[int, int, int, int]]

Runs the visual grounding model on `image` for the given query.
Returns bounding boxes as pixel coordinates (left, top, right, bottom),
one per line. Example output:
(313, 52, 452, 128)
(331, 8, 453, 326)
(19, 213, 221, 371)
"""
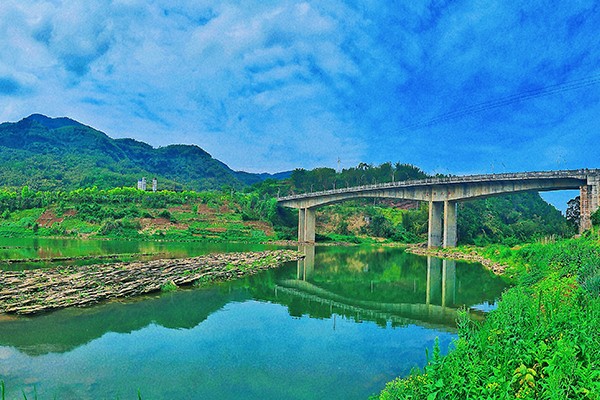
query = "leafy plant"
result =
(377, 238, 600, 399)
(160, 280, 178, 292)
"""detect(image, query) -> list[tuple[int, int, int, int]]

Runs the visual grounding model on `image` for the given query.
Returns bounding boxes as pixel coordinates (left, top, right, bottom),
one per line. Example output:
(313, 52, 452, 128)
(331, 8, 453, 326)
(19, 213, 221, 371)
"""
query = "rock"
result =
(0, 250, 304, 315)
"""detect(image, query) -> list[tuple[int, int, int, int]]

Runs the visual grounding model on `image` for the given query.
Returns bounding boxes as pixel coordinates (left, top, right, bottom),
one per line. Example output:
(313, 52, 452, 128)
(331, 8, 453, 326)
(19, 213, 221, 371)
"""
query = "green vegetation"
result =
(289, 162, 427, 192)
(0, 114, 575, 246)
(0, 170, 574, 246)
(305, 191, 571, 245)
(0, 114, 283, 191)
(377, 237, 600, 399)
(0, 187, 285, 242)
(458, 192, 572, 246)
(160, 280, 178, 292)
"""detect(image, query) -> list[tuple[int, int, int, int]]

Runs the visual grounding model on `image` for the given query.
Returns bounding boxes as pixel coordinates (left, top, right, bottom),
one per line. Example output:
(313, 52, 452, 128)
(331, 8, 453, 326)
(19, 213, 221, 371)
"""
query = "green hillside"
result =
(0, 114, 285, 191)
(0, 187, 280, 243)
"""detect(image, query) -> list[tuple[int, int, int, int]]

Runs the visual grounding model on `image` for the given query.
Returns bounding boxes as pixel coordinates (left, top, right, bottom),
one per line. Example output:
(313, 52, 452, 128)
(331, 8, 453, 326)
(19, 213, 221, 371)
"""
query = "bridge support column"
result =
(428, 201, 443, 248)
(580, 177, 600, 233)
(305, 208, 316, 243)
(298, 208, 305, 242)
(298, 208, 316, 243)
(443, 200, 457, 248)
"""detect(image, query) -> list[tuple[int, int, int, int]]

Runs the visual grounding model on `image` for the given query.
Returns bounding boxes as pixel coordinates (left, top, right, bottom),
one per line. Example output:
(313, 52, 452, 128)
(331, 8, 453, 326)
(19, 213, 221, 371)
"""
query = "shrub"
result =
(377, 238, 600, 399)
(160, 280, 178, 292)
(592, 209, 600, 227)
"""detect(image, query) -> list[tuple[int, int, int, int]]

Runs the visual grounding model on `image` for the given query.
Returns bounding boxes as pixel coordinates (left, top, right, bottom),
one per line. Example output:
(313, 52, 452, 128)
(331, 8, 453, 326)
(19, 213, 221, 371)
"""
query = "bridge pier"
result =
(428, 201, 443, 248)
(580, 177, 600, 233)
(443, 200, 457, 248)
(298, 208, 316, 243)
(298, 208, 305, 242)
(429, 201, 458, 248)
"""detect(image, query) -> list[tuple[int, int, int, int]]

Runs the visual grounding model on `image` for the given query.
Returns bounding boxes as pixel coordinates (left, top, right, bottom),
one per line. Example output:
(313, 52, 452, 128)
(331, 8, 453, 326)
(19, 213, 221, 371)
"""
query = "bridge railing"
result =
(277, 168, 598, 201)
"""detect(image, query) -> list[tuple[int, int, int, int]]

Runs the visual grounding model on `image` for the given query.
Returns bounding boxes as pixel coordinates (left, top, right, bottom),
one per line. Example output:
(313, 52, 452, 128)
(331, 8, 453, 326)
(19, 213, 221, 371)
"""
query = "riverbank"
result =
(376, 237, 600, 399)
(405, 245, 509, 275)
(0, 249, 303, 314)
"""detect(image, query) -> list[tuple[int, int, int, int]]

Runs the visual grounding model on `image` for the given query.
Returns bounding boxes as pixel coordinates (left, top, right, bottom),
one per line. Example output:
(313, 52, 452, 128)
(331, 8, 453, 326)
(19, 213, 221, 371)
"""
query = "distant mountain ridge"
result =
(0, 114, 290, 191)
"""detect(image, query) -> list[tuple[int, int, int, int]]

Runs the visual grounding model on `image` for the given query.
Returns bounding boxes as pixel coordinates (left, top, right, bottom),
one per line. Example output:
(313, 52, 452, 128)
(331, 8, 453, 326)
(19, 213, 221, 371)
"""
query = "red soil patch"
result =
(63, 209, 77, 217)
(168, 205, 192, 213)
(196, 204, 218, 221)
(196, 204, 215, 214)
(139, 218, 188, 231)
(206, 227, 227, 233)
(243, 221, 275, 236)
(37, 210, 63, 227)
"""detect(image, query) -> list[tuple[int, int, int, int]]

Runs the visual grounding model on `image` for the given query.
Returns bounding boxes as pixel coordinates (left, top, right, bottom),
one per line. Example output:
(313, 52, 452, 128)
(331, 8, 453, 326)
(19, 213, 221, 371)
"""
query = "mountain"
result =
(0, 114, 286, 191)
(234, 170, 292, 185)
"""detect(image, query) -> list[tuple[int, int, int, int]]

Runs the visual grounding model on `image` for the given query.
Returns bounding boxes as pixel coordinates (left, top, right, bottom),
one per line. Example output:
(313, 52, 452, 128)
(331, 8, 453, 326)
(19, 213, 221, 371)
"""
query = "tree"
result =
(566, 196, 580, 230)
(291, 168, 308, 190)
(591, 208, 600, 227)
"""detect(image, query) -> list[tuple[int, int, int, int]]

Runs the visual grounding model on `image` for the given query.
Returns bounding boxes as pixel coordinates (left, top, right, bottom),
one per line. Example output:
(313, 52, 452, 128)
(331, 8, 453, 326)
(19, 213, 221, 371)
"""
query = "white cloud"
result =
(0, 0, 599, 176)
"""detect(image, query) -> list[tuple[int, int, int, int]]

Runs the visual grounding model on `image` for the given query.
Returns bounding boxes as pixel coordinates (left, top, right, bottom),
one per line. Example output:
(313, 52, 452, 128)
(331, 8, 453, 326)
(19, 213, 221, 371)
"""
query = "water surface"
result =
(0, 243, 507, 399)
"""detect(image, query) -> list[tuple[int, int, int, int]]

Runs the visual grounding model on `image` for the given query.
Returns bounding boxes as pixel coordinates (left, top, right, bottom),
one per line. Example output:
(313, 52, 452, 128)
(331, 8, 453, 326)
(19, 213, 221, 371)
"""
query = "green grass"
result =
(160, 280, 178, 292)
(0, 381, 143, 399)
(376, 237, 600, 399)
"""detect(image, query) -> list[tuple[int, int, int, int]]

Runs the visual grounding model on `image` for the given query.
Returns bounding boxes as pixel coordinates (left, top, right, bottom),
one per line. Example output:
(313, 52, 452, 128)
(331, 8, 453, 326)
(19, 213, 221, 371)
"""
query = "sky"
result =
(0, 1, 599, 204)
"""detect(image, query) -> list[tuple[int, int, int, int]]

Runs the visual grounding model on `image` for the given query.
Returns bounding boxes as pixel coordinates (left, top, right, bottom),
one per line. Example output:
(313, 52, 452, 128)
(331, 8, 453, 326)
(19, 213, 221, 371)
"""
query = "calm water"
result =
(0, 241, 507, 399)
(0, 237, 283, 270)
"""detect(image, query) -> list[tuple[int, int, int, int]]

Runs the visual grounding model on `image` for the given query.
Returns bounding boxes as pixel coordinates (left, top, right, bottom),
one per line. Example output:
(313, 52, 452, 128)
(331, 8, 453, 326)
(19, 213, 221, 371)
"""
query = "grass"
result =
(0, 381, 144, 400)
(376, 236, 600, 399)
(160, 280, 178, 292)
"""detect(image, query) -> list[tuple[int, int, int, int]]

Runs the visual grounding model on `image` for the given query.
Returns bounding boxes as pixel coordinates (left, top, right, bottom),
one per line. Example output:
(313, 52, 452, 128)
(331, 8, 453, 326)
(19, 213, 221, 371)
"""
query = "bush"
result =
(99, 218, 141, 236)
(158, 209, 174, 221)
(160, 280, 178, 292)
(592, 209, 600, 227)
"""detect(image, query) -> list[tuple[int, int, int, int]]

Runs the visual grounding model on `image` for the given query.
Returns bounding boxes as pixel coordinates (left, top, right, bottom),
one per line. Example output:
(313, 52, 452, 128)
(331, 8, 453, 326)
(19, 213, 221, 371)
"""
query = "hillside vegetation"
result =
(0, 187, 290, 242)
(0, 114, 285, 191)
(377, 237, 600, 399)
(0, 171, 574, 246)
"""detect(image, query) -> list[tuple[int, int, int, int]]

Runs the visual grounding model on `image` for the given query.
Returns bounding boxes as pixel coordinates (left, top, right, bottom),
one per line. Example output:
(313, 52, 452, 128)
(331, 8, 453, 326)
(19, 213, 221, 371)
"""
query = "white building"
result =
(137, 177, 147, 191)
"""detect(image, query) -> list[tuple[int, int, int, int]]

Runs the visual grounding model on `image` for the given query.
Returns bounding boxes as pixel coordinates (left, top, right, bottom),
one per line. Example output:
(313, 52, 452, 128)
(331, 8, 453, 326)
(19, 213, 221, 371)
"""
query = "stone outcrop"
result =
(0, 250, 303, 315)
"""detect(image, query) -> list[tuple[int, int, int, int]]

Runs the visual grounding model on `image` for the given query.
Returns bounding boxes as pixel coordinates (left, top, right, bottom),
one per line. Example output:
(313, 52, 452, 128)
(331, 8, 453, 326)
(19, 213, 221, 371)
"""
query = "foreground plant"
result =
(377, 237, 600, 399)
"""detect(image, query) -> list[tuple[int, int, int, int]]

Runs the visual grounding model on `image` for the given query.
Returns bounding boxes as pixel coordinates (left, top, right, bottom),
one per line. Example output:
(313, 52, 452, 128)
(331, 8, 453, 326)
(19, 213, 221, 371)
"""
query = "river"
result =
(0, 239, 507, 399)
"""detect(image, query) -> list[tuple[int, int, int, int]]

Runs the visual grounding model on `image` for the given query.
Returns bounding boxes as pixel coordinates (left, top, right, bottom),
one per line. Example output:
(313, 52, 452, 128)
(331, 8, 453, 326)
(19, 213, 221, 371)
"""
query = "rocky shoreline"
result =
(405, 246, 508, 275)
(0, 249, 303, 315)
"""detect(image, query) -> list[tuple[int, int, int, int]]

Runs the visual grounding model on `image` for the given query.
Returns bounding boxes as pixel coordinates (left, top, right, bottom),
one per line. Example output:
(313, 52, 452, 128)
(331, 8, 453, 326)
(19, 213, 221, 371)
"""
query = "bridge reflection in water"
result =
(426, 257, 455, 308)
(275, 245, 501, 330)
(0, 245, 505, 356)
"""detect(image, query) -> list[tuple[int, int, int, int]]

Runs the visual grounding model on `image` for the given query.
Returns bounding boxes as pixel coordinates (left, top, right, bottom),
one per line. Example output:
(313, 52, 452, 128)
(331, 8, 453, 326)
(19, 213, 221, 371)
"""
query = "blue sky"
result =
(0, 1, 599, 185)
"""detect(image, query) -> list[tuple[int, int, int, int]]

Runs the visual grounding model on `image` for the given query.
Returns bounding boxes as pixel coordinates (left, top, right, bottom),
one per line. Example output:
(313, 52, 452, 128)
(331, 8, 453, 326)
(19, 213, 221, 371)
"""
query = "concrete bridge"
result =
(277, 169, 600, 247)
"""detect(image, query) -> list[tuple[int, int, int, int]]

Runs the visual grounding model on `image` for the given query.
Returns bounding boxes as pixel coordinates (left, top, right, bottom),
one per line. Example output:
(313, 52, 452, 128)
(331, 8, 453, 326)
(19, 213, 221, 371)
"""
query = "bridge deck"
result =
(277, 168, 598, 202)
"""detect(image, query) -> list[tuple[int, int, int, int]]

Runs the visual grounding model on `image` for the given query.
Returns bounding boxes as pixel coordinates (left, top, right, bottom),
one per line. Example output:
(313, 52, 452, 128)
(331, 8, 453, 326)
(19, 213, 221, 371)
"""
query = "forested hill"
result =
(0, 114, 287, 191)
